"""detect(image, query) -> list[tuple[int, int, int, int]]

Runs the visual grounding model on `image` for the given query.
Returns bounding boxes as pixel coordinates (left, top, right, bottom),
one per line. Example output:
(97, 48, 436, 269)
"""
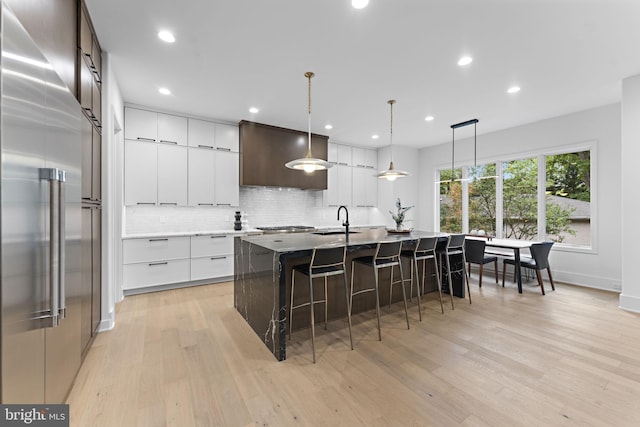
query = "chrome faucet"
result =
(337, 205, 349, 235)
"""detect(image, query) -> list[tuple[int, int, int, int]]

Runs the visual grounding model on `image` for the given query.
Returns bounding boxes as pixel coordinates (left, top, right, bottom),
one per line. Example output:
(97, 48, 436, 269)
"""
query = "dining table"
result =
(466, 236, 536, 294)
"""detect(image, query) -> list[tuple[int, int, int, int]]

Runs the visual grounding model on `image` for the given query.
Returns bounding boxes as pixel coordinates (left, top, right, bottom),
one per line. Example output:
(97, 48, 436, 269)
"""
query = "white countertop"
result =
(122, 229, 262, 239)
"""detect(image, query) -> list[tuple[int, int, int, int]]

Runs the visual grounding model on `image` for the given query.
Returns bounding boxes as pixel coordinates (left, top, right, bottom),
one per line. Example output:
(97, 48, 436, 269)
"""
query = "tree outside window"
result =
(469, 164, 497, 235)
(439, 168, 462, 233)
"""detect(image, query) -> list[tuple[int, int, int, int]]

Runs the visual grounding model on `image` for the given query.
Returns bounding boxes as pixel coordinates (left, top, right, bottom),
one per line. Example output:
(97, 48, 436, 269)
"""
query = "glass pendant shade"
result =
(285, 72, 332, 173)
(377, 99, 408, 181)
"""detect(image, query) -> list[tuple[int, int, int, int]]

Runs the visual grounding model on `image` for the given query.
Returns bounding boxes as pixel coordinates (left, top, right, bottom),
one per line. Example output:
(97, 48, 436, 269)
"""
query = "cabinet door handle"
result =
(210, 235, 226, 239)
(210, 256, 227, 260)
(216, 147, 231, 152)
(148, 262, 168, 266)
(198, 203, 214, 206)
(136, 137, 156, 142)
(159, 202, 178, 205)
(159, 140, 178, 145)
(216, 203, 231, 206)
(136, 202, 156, 205)
(197, 145, 214, 149)
(149, 238, 169, 242)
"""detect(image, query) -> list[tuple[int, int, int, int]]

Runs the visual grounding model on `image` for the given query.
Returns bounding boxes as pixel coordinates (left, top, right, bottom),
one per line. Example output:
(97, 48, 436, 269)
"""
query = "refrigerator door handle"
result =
(39, 168, 63, 327)
(57, 169, 67, 320)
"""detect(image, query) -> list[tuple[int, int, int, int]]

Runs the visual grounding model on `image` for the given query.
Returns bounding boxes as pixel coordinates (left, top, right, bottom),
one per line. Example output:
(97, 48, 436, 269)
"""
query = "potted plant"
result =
(390, 198, 413, 231)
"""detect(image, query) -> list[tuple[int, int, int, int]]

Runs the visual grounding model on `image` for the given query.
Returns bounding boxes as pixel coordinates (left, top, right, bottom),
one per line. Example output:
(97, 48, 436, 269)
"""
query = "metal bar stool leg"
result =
(389, 265, 394, 309)
(430, 256, 445, 314)
(308, 275, 316, 363)
(372, 266, 382, 341)
(323, 276, 328, 330)
(445, 252, 455, 310)
(414, 257, 422, 321)
(398, 261, 410, 329)
(342, 270, 354, 350)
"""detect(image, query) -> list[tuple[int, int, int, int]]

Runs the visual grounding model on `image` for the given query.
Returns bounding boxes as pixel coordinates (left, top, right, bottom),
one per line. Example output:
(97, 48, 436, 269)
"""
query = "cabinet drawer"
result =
(123, 259, 190, 289)
(123, 236, 190, 264)
(191, 255, 234, 281)
(191, 234, 234, 257)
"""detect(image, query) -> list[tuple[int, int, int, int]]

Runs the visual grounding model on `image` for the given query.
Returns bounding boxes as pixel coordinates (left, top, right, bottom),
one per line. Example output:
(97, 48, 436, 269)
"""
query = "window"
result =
(545, 150, 591, 246)
(436, 147, 592, 249)
(439, 168, 462, 233)
(503, 158, 538, 240)
(469, 163, 497, 236)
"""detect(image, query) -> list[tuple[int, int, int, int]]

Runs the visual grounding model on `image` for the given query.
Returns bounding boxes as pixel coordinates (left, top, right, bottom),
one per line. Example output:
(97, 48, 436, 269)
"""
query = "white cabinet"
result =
(157, 113, 188, 146)
(215, 123, 239, 152)
(188, 119, 239, 152)
(188, 118, 216, 149)
(188, 148, 215, 206)
(123, 236, 191, 290)
(124, 108, 157, 142)
(190, 234, 234, 280)
(124, 140, 157, 205)
(124, 141, 188, 206)
(124, 107, 187, 146)
(214, 151, 239, 206)
(187, 148, 239, 206)
(158, 144, 188, 205)
(352, 148, 377, 207)
(122, 234, 237, 292)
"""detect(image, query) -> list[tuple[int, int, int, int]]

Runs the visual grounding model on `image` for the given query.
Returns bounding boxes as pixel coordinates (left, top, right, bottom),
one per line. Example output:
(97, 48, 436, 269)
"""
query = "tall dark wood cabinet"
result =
(78, 0, 102, 356)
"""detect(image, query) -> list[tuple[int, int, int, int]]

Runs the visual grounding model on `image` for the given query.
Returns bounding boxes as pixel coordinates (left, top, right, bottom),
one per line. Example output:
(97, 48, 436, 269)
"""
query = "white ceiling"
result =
(85, 0, 640, 148)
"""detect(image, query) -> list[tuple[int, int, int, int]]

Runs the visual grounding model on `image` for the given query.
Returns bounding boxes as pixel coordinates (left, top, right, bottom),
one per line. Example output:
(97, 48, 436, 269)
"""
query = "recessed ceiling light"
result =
(352, 0, 369, 9)
(457, 56, 473, 66)
(249, 107, 259, 113)
(325, 124, 333, 130)
(372, 134, 379, 140)
(158, 87, 171, 95)
(507, 86, 521, 94)
(158, 31, 175, 43)
(425, 116, 434, 122)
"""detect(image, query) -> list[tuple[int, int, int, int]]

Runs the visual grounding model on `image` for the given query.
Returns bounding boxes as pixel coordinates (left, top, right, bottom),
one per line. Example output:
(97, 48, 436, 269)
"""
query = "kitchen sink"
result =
(312, 230, 360, 236)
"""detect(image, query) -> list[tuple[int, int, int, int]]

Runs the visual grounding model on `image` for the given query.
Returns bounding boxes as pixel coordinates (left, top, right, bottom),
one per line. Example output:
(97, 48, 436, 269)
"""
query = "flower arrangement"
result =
(389, 198, 413, 230)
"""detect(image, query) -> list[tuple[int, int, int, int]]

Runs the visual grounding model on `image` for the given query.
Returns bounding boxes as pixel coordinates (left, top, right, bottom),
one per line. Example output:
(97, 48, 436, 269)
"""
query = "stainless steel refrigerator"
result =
(1, 2, 82, 403)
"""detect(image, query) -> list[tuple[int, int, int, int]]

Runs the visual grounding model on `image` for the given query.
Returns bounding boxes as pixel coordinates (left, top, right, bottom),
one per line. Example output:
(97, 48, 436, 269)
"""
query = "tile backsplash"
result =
(124, 186, 387, 235)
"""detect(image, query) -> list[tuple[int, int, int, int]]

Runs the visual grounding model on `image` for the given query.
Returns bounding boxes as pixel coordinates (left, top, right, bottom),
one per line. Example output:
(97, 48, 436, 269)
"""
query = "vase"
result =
(395, 222, 404, 231)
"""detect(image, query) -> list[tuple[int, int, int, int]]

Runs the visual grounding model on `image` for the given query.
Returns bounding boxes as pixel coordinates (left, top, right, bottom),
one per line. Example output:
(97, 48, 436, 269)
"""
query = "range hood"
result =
(239, 121, 328, 190)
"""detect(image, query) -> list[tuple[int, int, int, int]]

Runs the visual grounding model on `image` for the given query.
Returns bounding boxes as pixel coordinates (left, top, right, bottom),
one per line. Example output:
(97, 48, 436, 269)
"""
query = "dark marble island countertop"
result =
(234, 229, 448, 361)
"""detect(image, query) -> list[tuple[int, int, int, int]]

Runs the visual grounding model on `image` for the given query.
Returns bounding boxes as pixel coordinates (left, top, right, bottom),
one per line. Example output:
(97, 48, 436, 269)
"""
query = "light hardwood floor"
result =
(67, 275, 640, 426)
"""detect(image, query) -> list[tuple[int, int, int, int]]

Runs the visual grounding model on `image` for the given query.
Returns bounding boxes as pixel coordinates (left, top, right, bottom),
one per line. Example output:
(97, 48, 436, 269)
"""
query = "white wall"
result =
(620, 75, 640, 312)
(418, 104, 622, 292)
(100, 52, 124, 331)
(377, 145, 421, 230)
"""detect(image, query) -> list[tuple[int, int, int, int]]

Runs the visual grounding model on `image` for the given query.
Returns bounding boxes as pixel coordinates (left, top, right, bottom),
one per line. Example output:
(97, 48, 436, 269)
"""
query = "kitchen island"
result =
(234, 228, 451, 361)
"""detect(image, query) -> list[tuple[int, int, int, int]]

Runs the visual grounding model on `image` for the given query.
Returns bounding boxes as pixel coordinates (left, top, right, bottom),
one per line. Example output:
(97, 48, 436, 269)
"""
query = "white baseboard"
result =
(619, 293, 640, 313)
(98, 310, 115, 332)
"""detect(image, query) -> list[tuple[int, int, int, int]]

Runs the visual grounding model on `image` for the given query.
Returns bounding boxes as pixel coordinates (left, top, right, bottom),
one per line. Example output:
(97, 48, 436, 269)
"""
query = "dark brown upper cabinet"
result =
(239, 121, 328, 190)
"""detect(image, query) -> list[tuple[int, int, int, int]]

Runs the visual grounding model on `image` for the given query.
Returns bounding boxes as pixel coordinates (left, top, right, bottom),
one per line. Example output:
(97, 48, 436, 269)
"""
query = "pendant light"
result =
(285, 72, 332, 173)
(377, 99, 409, 181)
(450, 118, 479, 182)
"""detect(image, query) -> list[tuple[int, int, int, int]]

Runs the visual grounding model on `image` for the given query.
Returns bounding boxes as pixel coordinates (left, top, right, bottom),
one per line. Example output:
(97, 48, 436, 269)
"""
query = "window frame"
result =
(434, 141, 597, 254)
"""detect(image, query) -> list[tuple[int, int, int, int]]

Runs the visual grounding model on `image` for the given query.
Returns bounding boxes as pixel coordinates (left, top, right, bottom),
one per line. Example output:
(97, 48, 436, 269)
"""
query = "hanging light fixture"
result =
(285, 71, 332, 173)
(377, 99, 409, 181)
(450, 118, 479, 182)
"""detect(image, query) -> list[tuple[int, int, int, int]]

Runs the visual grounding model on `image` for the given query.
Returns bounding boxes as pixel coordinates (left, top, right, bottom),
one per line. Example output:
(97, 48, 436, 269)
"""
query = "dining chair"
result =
(350, 240, 410, 342)
(464, 238, 499, 288)
(289, 246, 353, 363)
(502, 241, 555, 295)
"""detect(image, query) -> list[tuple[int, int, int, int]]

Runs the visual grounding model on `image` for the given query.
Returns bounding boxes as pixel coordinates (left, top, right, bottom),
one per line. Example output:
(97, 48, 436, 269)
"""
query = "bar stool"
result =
(350, 241, 409, 342)
(289, 246, 353, 363)
(400, 236, 450, 315)
(441, 234, 472, 306)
